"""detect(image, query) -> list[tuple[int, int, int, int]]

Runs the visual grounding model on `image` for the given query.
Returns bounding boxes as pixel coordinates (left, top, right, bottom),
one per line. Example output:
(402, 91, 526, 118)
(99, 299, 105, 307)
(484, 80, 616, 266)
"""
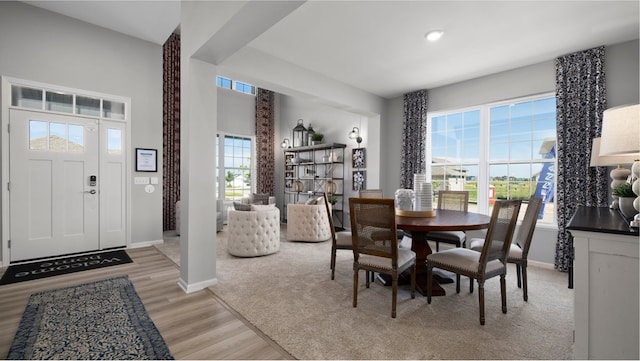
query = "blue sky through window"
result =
(431, 96, 556, 180)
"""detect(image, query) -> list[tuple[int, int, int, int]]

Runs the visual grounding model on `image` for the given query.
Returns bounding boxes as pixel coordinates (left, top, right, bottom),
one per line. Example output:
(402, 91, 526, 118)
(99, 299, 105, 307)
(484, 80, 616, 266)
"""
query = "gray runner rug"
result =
(7, 276, 173, 360)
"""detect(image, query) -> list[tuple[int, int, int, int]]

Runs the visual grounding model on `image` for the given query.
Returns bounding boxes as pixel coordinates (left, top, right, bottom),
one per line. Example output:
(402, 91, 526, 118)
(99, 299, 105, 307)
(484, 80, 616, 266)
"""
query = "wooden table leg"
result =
(410, 231, 445, 296)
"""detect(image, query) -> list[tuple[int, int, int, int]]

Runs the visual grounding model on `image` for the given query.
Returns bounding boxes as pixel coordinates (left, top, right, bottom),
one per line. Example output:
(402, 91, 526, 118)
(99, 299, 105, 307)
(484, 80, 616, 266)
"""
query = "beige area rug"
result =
(161, 228, 573, 359)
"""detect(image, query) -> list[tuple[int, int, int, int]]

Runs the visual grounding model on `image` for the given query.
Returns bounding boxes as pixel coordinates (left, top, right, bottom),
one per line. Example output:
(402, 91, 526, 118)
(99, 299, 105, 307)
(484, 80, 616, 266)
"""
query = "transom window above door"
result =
(11, 84, 126, 120)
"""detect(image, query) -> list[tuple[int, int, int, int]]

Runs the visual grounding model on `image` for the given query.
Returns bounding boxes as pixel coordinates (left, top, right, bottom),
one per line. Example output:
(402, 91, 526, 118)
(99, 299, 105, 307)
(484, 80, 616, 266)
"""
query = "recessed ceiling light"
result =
(425, 30, 444, 42)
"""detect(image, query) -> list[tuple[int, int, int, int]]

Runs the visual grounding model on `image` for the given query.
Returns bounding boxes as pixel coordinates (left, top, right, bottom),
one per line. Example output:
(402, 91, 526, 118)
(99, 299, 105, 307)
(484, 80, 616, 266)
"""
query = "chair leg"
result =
(331, 246, 337, 280)
(478, 280, 485, 325)
(353, 268, 358, 308)
(516, 263, 522, 288)
(410, 264, 416, 299)
(427, 265, 433, 304)
(470, 277, 474, 293)
(522, 263, 528, 302)
(391, 274, 398, 318)
(436, 242, 440, 252)
(456, 274, 461, 293)
(500, 274, 507, 314)
(366, 271, 370, 288)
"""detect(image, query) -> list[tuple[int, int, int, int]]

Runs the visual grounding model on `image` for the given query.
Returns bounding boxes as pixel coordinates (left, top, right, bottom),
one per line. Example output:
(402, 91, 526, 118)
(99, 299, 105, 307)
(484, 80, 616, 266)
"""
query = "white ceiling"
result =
(23, 1, 640, 99)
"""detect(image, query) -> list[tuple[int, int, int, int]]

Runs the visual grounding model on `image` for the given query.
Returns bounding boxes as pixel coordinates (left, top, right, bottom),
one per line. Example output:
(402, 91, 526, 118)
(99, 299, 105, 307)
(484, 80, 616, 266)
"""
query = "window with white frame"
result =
(215, 76, 255, 95)
(428, 93, 556, 224)
(216, 134, 254, 201)
(216, 76, 232, 90)
(233, 81, 255, 95)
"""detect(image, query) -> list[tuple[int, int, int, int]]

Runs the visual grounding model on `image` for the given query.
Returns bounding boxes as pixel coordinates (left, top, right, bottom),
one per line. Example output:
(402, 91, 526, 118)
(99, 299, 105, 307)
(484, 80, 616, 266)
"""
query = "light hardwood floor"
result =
(0, 246, 293, 360)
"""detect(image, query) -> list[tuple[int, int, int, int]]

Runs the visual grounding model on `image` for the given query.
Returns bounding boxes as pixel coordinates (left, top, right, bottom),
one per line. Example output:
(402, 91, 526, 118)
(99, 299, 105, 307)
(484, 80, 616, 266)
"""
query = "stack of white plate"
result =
(413, 174, 433, 212)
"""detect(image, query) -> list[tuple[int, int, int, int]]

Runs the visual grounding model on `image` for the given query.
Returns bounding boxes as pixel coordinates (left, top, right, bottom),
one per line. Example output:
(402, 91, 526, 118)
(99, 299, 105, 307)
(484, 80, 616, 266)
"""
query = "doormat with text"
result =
(0, 250, 132, 285)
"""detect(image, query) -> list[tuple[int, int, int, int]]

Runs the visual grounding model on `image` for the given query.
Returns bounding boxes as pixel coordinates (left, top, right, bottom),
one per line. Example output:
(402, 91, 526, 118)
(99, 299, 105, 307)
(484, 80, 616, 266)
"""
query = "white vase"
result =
(618, 197, 637, 219)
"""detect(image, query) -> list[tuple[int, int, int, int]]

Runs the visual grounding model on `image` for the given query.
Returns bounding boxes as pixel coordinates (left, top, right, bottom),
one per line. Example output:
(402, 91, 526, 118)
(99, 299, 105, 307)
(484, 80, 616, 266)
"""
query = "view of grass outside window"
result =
(431, 109, 481, 207)
(216, 134, 253, 201)
(429, 94, 557, 224)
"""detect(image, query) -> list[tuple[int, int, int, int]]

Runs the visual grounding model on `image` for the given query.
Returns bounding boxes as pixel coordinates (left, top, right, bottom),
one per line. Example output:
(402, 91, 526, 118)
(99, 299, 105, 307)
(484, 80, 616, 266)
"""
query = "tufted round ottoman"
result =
(227, 206, 280, 257)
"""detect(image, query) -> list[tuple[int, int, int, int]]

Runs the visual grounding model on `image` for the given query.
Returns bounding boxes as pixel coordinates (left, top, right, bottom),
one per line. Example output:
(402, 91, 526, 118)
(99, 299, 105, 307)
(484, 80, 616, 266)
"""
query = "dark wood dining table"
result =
(396, 209, 492, 296)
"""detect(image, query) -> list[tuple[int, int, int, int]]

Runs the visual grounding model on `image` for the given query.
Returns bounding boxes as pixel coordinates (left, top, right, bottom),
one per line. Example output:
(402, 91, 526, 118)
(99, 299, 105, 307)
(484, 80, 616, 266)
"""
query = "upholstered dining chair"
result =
(359, 189, 383, 198)
(350, 197, 416, 318)
(468, 196, 543, 301)
(324, 192, 354, 280)
(428, 190, 469, 251)
(426, 199, 521, 325)
(326, 189, 390, 281)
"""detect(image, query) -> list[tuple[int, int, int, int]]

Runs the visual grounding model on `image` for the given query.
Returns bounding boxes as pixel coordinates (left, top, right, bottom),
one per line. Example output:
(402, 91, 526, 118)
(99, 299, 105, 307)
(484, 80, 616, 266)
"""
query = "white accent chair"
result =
(227, 205, 280, 257)
(287, 199, 332, 242)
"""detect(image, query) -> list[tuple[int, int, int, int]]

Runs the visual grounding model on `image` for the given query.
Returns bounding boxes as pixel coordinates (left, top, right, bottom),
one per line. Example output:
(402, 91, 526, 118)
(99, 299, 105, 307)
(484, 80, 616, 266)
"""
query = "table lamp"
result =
(590, 137, 636, 209)
(599, 104, 640, 225)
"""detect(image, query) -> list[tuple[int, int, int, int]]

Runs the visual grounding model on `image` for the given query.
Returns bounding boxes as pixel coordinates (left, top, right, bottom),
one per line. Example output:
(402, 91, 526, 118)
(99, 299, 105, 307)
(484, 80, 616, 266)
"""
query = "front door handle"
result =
(85, 190, 97, 194)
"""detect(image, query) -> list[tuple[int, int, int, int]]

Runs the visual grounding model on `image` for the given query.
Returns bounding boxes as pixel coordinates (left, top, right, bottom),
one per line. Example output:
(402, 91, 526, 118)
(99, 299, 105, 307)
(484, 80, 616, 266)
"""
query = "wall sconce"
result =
(280, 138, 290, 149)
(293, 119, 307, 147)
(348, 127, 362, 146)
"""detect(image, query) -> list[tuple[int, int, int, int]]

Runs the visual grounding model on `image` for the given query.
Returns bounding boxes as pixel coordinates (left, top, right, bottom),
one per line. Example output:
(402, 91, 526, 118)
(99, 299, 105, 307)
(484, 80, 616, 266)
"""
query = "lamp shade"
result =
(599, 104, 640, 157)
(590, 137, 637, 166)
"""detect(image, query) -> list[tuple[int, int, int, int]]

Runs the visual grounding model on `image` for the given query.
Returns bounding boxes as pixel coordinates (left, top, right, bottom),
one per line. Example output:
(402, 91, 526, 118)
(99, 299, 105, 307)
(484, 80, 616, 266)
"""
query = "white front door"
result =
(9, 109, 100, 261)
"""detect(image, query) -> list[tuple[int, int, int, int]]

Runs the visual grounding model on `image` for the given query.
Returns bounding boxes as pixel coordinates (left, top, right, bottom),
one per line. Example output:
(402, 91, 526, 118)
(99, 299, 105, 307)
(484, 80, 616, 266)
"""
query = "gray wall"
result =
(0, 2, 164, 256)
(219, 40, 639, 265)
(381, 39, 640, 264)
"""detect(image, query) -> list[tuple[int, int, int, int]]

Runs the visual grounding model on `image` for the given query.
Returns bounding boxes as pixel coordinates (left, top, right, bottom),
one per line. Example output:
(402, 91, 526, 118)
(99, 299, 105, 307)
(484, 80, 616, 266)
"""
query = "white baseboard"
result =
(128, 239, 164, 249)
(178, 277, 218, 294)
(528, 259, 556, 270)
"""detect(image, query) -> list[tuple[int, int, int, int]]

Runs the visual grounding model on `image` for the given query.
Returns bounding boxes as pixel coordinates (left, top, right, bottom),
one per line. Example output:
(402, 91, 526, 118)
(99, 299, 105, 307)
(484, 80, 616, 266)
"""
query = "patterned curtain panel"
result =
(255, 88, 275, 195)
(555, 46, 608, 272)
(162, 33, 180, 231)
(400, 89, 428, 189)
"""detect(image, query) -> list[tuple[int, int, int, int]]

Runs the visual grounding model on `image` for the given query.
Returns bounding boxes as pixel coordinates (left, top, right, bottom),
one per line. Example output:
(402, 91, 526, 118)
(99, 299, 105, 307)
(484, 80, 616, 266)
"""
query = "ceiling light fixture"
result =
(425, 30, 444, 42)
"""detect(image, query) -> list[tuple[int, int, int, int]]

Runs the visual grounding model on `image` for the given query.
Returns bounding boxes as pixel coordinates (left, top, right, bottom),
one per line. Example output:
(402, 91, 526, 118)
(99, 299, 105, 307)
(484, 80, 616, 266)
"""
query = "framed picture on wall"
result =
(353, 170, 366, 191)
(135, 148, 157, 172)
(352, 148, 366, 168)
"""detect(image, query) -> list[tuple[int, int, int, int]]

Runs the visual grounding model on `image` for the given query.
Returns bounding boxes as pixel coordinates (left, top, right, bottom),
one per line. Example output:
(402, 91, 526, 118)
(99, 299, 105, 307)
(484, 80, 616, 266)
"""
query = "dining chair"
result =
(428, 190, 469, 251)
(358, 189, 383, 198)
(349, 197, 416, 318)
(324, 192, 355, 280)
(468, 196, 543, 301)
(327, 189, 391, 281)
(426, 199, 521, 325)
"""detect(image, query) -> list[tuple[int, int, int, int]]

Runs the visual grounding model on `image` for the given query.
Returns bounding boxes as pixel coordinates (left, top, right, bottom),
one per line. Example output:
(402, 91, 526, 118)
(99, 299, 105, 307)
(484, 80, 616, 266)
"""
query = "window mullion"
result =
(477, 105, 490, 214)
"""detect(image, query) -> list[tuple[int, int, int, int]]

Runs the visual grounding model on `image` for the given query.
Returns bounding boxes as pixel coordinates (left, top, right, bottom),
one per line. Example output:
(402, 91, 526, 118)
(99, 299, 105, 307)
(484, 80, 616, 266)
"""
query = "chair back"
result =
(322, 192, 337, 245)
(359, 189, 383, 198)
(514, 196, 543, 258)
(349, 198, 398, 266)
(478, 200, 521, 268)
(437, 190, 469, 212)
